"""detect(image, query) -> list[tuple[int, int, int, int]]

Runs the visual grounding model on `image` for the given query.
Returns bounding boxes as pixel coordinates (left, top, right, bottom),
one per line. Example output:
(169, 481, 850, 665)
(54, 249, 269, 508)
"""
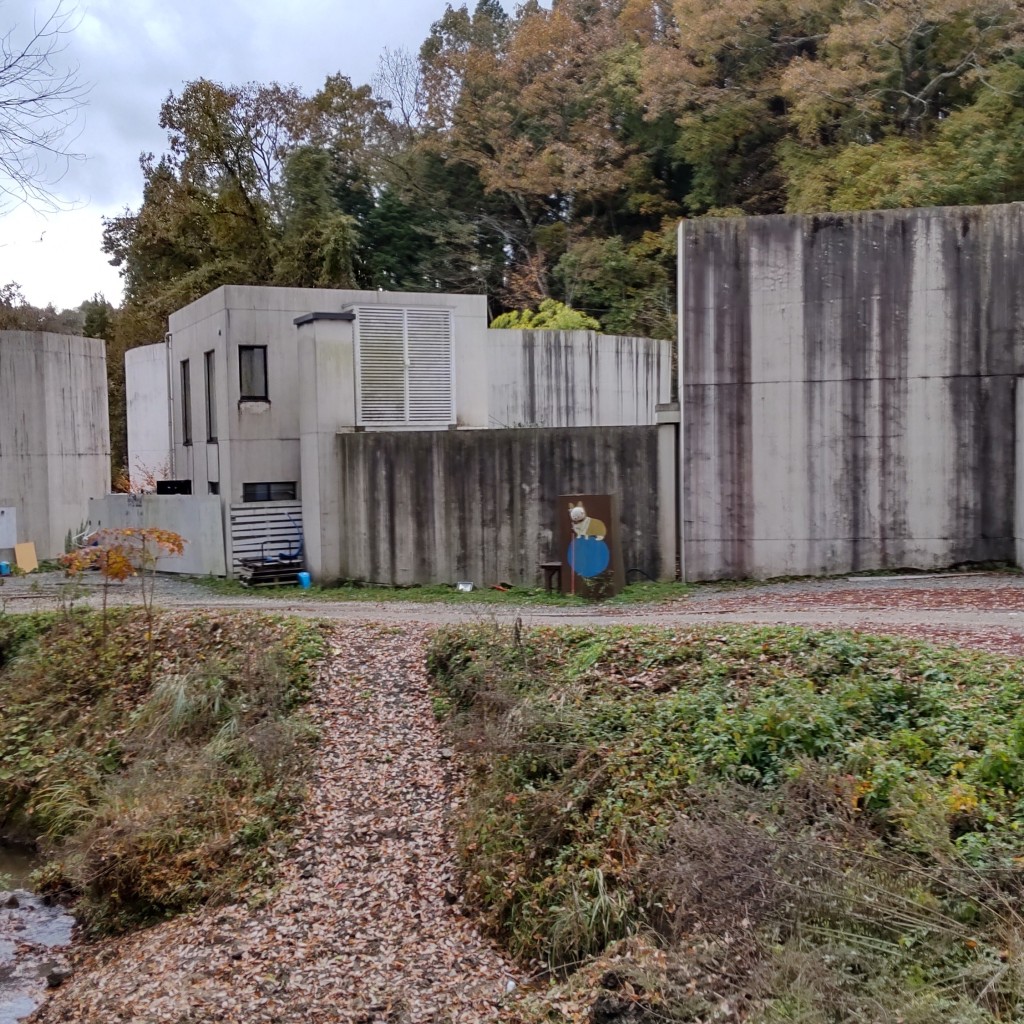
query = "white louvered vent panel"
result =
(406, 309, 454, 424)
(356, 308, 407, 424)
(356, 307, 455, 427)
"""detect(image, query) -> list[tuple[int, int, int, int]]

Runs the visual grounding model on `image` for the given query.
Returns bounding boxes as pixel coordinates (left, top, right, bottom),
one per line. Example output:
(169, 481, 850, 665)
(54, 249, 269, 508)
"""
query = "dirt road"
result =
(4, 571, 1024, 655)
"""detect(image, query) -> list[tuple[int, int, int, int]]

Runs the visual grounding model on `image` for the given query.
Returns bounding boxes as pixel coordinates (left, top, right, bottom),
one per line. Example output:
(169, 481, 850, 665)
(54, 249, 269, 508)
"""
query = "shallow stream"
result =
(0, 845, 74, 1024)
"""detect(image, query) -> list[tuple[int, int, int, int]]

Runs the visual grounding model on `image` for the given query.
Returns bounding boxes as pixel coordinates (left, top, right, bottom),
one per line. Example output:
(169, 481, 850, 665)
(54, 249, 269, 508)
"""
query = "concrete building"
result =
(0, 330, 110, 561)
(678, 202, 1024, 580)
(121, 286, 674, 582)
(122, 203, 1024, 587)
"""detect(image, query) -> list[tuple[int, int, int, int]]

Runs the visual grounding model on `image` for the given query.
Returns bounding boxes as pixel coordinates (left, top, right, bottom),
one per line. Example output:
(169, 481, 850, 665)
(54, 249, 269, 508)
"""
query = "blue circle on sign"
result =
(567, 538, 610, 578)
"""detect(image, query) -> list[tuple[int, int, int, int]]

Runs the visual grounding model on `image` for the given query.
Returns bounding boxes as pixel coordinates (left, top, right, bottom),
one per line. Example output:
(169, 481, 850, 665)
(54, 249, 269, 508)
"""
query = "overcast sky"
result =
(0, 0, 511, 310)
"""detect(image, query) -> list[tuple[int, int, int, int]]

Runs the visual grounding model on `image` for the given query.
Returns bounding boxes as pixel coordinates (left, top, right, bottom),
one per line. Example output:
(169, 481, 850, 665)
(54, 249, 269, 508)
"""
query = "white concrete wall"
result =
(1017, 377, 1024, 572)
(681, 204, 1024, 580)
(166, 286, 489, 514)
(125, 343, 171, 488)
(87, 494, 226, 576)
(296, 316, 357, 583)
(0, 331, 110, 559)
(486, 330, 671, 427)
(0, 507, 16, 563)
(165, 286, 675, 578)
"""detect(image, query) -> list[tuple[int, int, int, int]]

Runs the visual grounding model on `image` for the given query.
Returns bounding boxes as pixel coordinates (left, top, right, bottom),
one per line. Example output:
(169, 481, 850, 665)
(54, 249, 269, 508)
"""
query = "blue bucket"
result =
(297, 571, 312, 589)
(0, 561, 10, 577)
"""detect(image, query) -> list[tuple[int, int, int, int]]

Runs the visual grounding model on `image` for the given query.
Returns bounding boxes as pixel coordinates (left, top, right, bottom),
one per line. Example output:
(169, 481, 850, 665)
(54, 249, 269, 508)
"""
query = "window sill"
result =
(238, 397, 270, 405)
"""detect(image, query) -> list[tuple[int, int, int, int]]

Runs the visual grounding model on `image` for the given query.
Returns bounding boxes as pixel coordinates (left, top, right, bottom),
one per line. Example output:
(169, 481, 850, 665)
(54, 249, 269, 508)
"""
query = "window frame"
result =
(180, 359, 192, 446)
(238, 345, 269, 402)
(204, 349, 218, 441)
(242, 481, 297, 503)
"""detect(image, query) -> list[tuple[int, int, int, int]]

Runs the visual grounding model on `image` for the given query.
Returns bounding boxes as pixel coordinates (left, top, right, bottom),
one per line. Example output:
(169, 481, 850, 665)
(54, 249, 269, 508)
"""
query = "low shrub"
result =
(428, 624, 1024, 1021)
(0, 610, 326, 933)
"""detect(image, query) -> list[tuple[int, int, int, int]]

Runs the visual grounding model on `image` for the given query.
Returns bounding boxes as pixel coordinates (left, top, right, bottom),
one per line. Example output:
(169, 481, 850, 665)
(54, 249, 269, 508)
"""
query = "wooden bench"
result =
(539, 561, 562, 593)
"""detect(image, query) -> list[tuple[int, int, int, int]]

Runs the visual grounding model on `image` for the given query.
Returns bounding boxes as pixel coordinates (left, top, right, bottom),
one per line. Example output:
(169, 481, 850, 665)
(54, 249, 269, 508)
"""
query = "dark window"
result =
(239, 345, 268, 400)
(242, 482, 296, 502)
(156, 479, 192, 495)
(181, 360, 192, 445)
(204, 350, 217, 440)
(208, 481, 220, 496)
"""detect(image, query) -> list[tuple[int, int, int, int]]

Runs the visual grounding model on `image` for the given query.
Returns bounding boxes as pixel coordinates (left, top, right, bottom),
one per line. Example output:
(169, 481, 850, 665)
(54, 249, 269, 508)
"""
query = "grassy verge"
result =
(195, 576, 693, 607)
(428, 625, 1024, 1023)
(0, 608, 327, 934)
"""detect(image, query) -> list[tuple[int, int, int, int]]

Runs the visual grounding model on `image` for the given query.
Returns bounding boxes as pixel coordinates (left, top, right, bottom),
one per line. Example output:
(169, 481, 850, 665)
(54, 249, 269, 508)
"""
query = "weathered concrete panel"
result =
(87, 494, 226, 576)
(333, 427, 667, 587)
(1017, 379, 1024, 571)
(0, 331, 110, 559)
(681, 204, 1024, 579)
(486, 330, 671, 427)
(125, 343, 171, 487)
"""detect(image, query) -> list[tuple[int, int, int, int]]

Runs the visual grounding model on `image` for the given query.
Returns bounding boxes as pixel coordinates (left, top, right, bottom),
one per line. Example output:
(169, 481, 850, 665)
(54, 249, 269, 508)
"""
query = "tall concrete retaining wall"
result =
(331, 426, 674, 587)
(1017, 378, 1024, 572)
(680, 204, 1024, 579)
(0, 331, 110, 559)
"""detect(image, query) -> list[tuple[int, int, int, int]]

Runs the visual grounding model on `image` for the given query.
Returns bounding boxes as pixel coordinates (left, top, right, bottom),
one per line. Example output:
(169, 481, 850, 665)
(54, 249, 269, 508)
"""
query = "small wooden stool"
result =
(539, 561, 562, 593)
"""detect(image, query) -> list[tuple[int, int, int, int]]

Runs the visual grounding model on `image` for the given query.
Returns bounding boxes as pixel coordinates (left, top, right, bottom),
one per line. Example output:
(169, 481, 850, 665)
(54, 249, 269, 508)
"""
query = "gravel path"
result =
(7, 571, 1024, 653)
(32, 625, 517, 1024)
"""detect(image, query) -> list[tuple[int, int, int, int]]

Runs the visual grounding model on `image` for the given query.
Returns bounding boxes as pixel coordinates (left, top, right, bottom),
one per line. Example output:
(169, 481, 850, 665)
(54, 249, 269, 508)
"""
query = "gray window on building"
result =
(181, 359, 192, 445)
(204, 350, 217, 440)
(239, 345, 268, 400)
(242, 482, 296, 502)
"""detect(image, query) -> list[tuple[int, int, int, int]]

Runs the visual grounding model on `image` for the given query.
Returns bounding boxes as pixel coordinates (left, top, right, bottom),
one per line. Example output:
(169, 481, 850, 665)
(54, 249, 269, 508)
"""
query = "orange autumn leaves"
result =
(61, 527, 186, 582)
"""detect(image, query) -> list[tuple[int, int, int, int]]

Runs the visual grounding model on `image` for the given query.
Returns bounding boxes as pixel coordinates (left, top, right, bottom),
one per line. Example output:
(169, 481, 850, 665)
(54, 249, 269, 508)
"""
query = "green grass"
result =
(428, 624, 1024, 1022)
(0, 609, 328, 934)
(194, 575, 694, 606)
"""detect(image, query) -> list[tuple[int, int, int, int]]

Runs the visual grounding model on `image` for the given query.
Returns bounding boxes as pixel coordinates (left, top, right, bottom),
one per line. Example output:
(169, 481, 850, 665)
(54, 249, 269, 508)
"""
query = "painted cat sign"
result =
(558, 493, 624, 599)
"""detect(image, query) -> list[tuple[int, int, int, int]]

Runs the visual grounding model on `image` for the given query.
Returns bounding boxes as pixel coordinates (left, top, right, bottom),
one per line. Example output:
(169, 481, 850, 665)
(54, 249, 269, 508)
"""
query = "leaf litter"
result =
(32, 624, 518, 1023)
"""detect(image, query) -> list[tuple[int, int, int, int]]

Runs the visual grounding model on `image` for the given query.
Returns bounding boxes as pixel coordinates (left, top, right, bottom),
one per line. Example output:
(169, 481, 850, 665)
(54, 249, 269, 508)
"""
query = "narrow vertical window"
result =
(181, 359, 192, 445)
(204, 350, 217, 441)
(239, 345, 268, 400)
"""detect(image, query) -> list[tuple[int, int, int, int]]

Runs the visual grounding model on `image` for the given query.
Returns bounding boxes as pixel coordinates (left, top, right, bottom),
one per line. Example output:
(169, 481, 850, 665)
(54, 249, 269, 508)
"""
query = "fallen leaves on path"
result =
(33, 625, 517, 1024)
(850, 623, 1024, 657)
(693, 585, 1024, 614)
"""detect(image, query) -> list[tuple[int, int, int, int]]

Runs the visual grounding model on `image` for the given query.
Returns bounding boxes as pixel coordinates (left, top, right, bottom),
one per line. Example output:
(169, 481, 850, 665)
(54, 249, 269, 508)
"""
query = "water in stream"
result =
(0, 849, 34, 891)
(0, 845, 74, 1024)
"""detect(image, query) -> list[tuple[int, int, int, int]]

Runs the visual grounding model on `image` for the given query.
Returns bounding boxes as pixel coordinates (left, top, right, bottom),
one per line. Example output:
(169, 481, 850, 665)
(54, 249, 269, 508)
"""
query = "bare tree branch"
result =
(0, 0, 87, 210)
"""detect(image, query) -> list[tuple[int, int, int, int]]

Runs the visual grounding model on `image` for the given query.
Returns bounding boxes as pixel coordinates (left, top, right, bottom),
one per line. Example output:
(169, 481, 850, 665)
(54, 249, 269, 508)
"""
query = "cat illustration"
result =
(569, 502, 606, 541)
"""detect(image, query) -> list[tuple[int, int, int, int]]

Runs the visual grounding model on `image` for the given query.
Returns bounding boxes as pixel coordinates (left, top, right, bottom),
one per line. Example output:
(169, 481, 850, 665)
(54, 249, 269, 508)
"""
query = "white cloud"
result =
(0, 0, 515, 310)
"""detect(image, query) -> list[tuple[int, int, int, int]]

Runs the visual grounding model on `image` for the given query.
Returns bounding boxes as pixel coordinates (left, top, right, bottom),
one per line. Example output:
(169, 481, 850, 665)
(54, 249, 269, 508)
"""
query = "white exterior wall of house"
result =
(134, 285, 672, 577)
(165, 286, 490, 505)
(0, 331, 110, 560)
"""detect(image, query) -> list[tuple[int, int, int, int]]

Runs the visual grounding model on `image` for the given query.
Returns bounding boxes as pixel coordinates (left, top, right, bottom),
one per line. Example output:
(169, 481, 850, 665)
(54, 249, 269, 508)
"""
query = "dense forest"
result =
(5, 0, 1022, 467)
